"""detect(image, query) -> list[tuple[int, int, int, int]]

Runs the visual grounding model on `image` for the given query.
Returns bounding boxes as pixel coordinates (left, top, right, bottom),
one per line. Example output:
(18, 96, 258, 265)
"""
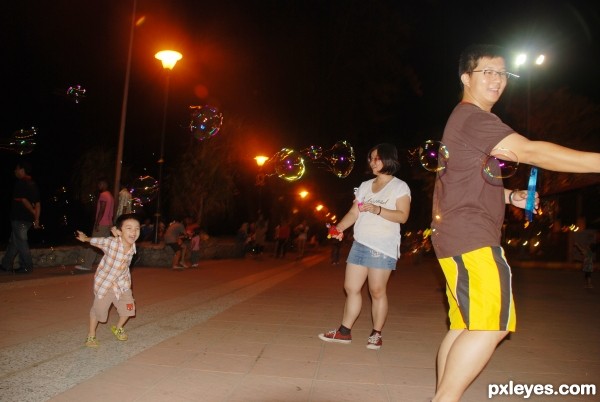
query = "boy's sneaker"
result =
(318, 329, 352, 344)
(85, 336, 99, 348)
(111, 326, 128, 341)
(366, 333, 382, 350)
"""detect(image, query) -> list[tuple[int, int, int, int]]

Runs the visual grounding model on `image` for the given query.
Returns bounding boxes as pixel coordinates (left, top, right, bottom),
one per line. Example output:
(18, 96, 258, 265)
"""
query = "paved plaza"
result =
(0, 248, 598, 401)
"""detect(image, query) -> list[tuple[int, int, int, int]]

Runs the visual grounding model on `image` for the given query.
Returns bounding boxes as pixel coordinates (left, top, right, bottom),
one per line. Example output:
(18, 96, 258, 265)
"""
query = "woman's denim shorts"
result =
(346, 241, 397, 270)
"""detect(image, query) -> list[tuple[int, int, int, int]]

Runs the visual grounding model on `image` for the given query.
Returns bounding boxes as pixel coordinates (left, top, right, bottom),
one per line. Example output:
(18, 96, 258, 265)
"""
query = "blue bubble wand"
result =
(525, 167, 537, 222)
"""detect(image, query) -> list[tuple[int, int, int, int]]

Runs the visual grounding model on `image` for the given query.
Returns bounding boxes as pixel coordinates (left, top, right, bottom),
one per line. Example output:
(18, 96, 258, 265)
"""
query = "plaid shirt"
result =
(90, 236, 136, 300)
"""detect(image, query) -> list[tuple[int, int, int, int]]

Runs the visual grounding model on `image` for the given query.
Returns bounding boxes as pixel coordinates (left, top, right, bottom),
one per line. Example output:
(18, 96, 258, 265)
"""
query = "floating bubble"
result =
(299, 141, 355, 178)
(418, 140, 448, 172)
(301, 145, 323, 160)
(130, 198, 144, 213)
(320, 141, 356, 178)
(129, 176, 159, 204)
(264, 148, 305, 182)
(188, 105, 223, 141)
(67, 85, 86, 103)
(0, 127, 37, 155)
(483, 148, 519, 179)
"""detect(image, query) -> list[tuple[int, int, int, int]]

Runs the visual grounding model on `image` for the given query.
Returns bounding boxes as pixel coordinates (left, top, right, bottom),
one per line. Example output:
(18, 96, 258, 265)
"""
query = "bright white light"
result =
(515, 53, 527, 67)
(535, 54, 545, 65)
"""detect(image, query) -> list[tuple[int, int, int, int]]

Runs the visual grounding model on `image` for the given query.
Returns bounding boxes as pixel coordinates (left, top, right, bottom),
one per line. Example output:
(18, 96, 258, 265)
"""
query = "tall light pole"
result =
(514, 52, 545, 135)
(113, 0, 138, 209)
(153, 50, 182, 244)
(515, 52, 545, 223)
(254, 155, 269, 215)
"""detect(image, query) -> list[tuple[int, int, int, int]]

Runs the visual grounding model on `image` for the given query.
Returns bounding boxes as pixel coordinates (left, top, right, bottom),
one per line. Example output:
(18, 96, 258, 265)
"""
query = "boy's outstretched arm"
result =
(75, 230, 91, 243)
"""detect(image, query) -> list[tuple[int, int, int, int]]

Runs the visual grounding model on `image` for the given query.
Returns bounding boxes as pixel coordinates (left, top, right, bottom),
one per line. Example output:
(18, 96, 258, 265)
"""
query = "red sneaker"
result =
(318, 329, 352, 344)
(366, 332, 382, 350)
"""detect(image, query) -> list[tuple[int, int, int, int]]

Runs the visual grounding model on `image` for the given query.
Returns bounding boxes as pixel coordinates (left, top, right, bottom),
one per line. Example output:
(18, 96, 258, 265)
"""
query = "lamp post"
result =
(254, 155, 269, 214)
(113, 0, 137, 209)
(514, 52, 545, 135)
(514, 52, 545, 224)
(153, 50, 182, 244)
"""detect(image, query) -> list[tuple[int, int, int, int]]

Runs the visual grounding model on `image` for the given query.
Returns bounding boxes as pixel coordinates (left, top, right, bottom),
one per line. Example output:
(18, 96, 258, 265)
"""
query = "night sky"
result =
(1, 0, 599, 241)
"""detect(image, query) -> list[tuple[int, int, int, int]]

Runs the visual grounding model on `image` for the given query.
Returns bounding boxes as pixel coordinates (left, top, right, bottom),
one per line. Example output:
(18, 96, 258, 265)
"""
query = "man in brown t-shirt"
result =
(431, 44, 600, 402)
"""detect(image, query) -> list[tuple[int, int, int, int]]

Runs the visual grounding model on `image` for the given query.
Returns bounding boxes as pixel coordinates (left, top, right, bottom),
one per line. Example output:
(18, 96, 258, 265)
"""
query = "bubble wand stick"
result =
(525, 167, 537, 222)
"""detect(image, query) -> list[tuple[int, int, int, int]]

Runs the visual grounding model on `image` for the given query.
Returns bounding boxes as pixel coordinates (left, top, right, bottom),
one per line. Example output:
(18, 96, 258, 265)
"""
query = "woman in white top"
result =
(318, 143, 411, 350)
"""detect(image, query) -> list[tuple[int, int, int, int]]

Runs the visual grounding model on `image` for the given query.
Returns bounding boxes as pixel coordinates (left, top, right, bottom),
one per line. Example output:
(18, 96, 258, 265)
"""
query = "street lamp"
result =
(153, 50, 182, 244)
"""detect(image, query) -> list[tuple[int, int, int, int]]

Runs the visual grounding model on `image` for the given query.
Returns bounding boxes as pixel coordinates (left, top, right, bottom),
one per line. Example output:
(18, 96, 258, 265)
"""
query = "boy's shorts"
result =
(90, 289, 136, 322)
(438, 246, 516, 332)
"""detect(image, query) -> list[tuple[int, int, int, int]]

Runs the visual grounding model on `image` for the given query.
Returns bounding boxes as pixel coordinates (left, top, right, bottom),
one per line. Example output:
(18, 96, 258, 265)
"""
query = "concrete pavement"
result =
(0, 248, 598, 401)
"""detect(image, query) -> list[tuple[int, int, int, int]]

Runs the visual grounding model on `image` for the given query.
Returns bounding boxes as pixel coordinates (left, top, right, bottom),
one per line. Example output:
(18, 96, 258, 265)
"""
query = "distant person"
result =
(254, 214, 268, 255)
(116, 184, 132, 219)
(319, 143, 411, 350)
(1, 161, 41, 274)
(575, 243, 595, 289)
(236, 222, 251, 257)
(139, 218, 154, 242)
(164, 217, 190, 269)
(75, 178, 114, 271)
(431, 44, 600, 402)
(295, 220, 309, 258)
(189, 229, 207, 267)
(75, 213, 140, 348)
(329, 223, 342, 265)
(275, 220, 291, 258)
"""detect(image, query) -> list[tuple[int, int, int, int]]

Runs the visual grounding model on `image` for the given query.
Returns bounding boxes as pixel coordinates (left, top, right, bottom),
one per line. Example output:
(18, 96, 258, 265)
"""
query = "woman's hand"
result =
(359, 202, 380, 215)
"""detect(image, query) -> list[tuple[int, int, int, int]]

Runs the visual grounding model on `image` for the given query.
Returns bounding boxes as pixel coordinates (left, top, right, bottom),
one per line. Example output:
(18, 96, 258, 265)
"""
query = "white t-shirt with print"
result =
(353, 177, 411, 259)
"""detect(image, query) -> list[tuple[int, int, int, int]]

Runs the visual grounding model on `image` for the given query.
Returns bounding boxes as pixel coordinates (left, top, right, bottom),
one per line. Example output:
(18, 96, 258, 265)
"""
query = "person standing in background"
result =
(75, 178, 114, 271)
(116, 184, 132, 219)
(275, 219, 291, 258)
(1, 161, 41, 274)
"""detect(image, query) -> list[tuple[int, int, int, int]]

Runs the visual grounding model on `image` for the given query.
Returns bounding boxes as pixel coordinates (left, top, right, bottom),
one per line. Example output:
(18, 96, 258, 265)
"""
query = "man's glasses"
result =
(471, 69, 520, 80)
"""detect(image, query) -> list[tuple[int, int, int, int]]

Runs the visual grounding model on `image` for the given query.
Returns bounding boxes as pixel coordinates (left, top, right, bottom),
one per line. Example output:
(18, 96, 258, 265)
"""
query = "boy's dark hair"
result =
(115, 213, 141, 229)
(458, 44, 508, 78)
(367, 143, 400, 175)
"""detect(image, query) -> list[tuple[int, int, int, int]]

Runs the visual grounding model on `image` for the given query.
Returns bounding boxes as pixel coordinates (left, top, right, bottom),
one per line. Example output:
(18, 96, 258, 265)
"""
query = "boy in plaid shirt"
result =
(76, 213, 141, 347)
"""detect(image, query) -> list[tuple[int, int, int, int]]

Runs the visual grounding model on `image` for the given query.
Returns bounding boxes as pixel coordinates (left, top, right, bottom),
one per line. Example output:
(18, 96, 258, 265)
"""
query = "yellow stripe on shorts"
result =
(438, 246, 516, 331)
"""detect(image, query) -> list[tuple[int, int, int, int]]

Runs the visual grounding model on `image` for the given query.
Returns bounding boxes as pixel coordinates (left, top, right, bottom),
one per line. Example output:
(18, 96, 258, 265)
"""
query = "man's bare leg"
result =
(433, 329, 508, 402)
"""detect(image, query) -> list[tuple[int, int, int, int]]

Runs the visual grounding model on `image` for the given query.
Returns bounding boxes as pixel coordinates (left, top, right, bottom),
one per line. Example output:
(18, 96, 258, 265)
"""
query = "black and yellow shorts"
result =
(438, 246, 516, 332)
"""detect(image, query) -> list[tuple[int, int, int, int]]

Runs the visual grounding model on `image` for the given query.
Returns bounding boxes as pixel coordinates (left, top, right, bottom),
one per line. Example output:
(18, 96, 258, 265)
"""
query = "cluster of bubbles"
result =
(187, 105, 224, 141)
(261, 140, 356, 182)
(0, 127, 38, 155)
(67, 85, 86, 103)
(412, 141, 522, 180)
